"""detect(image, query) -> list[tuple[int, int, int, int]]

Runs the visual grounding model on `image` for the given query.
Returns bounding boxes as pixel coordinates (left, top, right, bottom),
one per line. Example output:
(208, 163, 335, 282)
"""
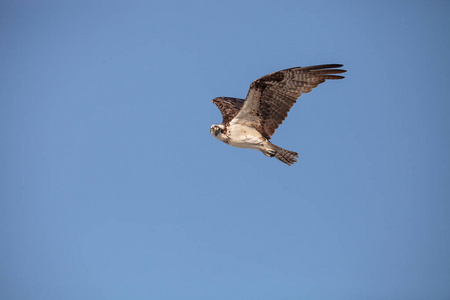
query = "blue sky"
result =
(1, 1, 449, 299)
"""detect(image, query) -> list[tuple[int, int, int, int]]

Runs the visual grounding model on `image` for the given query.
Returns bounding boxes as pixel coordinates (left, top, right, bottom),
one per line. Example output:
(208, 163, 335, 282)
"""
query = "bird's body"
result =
(219, 122, 272, 153)
(210, 64, 346, 165)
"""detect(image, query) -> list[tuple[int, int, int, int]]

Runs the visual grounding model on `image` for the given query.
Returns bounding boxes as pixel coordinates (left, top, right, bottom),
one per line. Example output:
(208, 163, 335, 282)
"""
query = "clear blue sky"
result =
(1, 1, 449, 299)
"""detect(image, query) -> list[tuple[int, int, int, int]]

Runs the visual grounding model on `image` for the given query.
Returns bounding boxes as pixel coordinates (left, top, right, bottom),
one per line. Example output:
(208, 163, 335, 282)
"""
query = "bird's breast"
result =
(226, 124, 265, 149)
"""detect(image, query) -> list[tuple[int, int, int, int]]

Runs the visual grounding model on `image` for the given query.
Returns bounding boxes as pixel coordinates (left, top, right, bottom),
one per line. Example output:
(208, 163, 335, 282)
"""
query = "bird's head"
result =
(210, 124, 225, 138)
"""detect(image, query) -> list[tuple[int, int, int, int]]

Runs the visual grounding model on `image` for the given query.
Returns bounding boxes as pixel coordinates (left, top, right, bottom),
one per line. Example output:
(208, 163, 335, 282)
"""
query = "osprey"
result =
(210, 64, 346, 166)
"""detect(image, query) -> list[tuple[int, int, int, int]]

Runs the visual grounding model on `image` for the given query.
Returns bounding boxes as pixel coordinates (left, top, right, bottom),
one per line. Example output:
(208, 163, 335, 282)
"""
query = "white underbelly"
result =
(227, 125, 266, 150)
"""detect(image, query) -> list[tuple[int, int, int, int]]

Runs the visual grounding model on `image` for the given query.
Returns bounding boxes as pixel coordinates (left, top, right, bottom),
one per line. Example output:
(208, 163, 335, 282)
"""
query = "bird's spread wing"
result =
(212, 97, 245, 125)
(230, 64, 346, 140)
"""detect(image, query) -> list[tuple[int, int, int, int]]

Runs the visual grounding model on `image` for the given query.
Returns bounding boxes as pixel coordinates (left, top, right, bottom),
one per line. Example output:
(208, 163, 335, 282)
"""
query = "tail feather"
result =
(271, 144, 299, 166)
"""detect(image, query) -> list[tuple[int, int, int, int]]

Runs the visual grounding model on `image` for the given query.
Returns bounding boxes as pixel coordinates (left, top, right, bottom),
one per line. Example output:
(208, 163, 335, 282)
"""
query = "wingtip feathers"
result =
(307, 64, 346, 79)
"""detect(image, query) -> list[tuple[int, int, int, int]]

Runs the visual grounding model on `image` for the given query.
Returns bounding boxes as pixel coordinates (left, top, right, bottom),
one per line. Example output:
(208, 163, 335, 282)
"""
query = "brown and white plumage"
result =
(210, 64, 346, 165)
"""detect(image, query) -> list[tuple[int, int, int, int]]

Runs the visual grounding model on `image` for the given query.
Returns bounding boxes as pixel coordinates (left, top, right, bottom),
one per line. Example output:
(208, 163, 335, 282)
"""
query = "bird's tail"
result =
(270, 143, 299, 166)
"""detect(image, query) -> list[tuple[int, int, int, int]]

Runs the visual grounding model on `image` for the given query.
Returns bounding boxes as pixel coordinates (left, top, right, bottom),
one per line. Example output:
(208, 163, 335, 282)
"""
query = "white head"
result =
(210, 124, 226, 140)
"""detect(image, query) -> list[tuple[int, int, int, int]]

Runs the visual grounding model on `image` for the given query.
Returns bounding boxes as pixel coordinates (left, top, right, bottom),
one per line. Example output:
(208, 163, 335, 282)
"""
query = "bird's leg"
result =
(263, 149, 276, 157)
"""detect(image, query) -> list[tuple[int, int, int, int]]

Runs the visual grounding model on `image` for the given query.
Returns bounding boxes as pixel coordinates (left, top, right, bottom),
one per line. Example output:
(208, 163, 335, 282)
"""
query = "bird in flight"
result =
(210, 64, 346, 165)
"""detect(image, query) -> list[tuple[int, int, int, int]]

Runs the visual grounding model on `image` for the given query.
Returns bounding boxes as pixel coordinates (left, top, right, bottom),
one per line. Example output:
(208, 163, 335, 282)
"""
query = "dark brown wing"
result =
(212, 97, 245, 125)
(231, 64, 346, 140)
